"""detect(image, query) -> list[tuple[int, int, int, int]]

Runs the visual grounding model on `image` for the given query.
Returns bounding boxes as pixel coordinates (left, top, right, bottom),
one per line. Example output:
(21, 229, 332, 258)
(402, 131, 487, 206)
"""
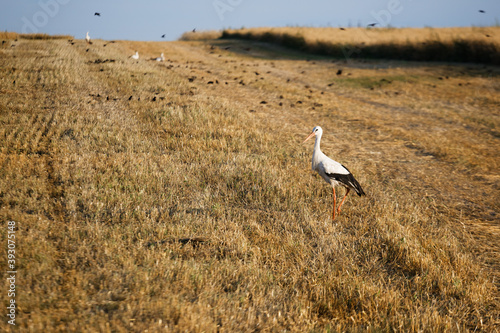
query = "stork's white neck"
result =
(314, 133, 322, 152)
(311, 133, 323, 170)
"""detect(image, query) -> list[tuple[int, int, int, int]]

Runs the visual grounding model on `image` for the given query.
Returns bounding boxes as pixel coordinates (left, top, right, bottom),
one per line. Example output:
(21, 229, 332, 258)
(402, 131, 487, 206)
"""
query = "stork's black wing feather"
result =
(326, 165, 365, 196)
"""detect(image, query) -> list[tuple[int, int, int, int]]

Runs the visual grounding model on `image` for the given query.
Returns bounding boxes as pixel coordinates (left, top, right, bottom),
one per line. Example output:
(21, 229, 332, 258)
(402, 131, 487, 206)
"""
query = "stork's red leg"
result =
(332, 186, 337, 221)
(337, 188, 350, 215)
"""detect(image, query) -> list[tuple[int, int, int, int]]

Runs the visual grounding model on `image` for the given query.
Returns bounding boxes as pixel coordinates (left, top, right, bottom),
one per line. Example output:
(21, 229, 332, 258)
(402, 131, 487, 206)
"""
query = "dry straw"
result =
(0, 28, 498, 331)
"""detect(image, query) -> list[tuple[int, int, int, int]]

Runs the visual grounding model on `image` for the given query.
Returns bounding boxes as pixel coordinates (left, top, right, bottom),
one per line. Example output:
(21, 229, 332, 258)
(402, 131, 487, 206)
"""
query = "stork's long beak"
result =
(303, 132, 315, 143)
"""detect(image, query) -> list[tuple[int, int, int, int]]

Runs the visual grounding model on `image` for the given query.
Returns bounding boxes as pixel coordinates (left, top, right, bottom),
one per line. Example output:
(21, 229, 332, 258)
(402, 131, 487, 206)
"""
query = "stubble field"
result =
(0, 27, 499, 331)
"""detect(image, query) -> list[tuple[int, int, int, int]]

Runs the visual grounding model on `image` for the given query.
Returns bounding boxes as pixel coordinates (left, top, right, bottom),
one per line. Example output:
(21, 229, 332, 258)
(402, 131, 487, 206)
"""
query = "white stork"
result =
(131, 51, 139, 60)
(303, 126, 365, 220)
(155, 53, 165, 61)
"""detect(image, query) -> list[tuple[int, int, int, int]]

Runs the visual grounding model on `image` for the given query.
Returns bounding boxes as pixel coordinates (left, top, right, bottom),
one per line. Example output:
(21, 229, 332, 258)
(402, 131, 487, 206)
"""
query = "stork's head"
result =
(303, 126, 323, 143)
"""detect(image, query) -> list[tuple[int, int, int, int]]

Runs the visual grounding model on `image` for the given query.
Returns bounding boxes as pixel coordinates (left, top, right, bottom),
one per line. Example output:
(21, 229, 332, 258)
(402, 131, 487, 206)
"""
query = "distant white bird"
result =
(303, 126, 365, 220)
(131, 51, 139, 60)
(155, 53, 165, 62)
(85, 31, 91, 44)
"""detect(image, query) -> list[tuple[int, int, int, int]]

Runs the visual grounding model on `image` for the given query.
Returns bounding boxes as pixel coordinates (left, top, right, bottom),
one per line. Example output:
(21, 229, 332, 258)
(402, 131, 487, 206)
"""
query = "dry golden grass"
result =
(221, 26, 500, 64)
(0, 31, 72, 40)
(0, 31, 20, 40)
(0, 29, 499, 332)
(223, 26, 500, 46)
(179, 30, 223, 41)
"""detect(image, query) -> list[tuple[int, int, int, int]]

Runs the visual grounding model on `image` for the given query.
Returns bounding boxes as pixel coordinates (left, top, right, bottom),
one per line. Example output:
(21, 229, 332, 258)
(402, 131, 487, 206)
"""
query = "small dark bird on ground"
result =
(192, 28, 196, 33)
(336, 69, 342, 75)
(340, 27, 346, 30)
(94, 12, 100, 16)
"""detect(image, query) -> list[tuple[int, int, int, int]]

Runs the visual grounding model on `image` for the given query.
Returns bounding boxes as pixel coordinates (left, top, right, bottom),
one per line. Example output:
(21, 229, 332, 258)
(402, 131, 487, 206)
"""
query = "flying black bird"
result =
(94, 12, 101, 16)
(479, 10, 485, 13)
(367, 23, 378, 27)
(192, 28, 196, 33)
(161, 34, 166, 38)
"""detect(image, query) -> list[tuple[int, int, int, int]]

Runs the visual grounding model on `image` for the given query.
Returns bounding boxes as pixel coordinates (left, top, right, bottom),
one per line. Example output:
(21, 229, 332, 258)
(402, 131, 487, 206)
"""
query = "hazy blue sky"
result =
(1, 0, 498, 41)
